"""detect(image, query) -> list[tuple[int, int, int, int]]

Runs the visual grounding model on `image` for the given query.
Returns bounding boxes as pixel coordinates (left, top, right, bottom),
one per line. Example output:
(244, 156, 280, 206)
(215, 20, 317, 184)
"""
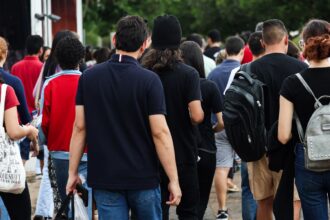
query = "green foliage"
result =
(83, 0, 330, 46)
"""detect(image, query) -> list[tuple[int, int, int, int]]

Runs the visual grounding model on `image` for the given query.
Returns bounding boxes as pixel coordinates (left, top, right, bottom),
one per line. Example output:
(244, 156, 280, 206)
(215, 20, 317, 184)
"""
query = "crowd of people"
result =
(0, 13, 329, 220)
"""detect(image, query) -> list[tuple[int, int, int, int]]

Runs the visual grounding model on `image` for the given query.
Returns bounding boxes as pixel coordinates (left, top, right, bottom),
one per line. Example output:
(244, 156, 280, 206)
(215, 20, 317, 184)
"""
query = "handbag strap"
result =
(0, 84, 8, 126)
(54, 192, 74, 219)
(296, 73, 323, 108)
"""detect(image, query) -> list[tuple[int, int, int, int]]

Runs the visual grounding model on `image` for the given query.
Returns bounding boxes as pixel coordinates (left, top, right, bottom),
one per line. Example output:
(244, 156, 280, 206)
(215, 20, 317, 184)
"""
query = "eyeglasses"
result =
(299, 39, 304, 48)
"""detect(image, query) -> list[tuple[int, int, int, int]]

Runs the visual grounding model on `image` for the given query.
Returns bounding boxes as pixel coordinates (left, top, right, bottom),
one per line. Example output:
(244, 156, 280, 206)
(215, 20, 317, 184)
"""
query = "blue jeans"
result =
(0, 197, 10, 220)
(295, 145, 330, 220)
(241, 162, 257, 220)
(52, 158, 92, 219)
(94, 186, 162, 220)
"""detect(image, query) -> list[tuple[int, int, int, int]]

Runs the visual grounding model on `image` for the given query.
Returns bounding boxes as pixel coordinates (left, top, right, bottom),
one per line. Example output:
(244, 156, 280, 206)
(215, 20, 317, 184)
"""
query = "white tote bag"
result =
(0, 84, 26, 194)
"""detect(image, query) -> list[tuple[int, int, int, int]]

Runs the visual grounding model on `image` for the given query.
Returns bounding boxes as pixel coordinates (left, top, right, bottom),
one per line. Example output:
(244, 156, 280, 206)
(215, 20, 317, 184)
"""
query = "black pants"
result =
(161, 164, 199, 220)
(197, 150, 216, 220)
(0, 182, 31, 220)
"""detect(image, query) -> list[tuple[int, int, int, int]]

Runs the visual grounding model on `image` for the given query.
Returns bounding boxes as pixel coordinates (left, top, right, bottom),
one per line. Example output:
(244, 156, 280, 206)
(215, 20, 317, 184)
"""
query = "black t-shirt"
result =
(280, 67, 330, 132)
(76, 54, 166, 190)
(198, 79, 223, 153)
(204, 47, 221, 60)
(250, 53, 308, 129)
(157, 62, 201, 165)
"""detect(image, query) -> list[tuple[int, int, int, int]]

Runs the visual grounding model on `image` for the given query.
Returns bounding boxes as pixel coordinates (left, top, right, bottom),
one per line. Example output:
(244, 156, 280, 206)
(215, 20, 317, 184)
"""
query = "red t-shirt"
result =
(0, 84, 20, 110)
(11, 56, 43, 113)
(241, 45, 253, 64)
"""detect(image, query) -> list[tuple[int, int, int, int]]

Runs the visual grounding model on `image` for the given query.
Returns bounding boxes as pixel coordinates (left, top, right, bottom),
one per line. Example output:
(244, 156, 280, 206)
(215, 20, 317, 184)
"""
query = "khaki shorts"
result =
(247, 155, 282, 201)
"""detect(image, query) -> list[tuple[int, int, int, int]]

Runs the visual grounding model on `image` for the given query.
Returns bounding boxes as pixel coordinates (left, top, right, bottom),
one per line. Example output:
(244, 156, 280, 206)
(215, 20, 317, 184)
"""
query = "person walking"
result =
(180, 40, 224, 220)
(67, 15, 181, 220)
(208, 36, 245, 220)
(142, 15, 204, 220)
(248, 19, 307, 220)
(278, 19, 330, 220)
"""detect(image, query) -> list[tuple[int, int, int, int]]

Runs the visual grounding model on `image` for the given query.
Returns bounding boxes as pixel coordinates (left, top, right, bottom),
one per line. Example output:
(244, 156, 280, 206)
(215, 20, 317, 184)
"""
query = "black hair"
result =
(42, 30, 78, 81)
(141, 48, 182, 72)
(115, 16, 148, 52)
(39, 46, 50, 62)
(262, 19, 287, 45)
(208, 29, 221, 42)
(93, 47, 111, 64)
(180, 41, 205, 78)
(55, 37, 85, 70)
(248, 32, 265, 56)
(26, 35, 44, 55)
(186, 33, 203, 48)
(240, 31, 252, 44)
(225, 36, 245, 56)
(85, 45, 94, 62)
(287, 41, 300, 59)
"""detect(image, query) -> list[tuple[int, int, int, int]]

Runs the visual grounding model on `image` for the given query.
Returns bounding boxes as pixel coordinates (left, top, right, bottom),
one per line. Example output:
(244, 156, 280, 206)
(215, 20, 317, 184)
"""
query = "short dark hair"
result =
(94, 47, 111, 64)
(180, 41, 205, 78)
(225, 36, 244, 56)
(248, 32, 265, 56)
(186, 33, 203, 48)
(55, 37, 85, 70)
(26, 35, 44, 55)
(115, 16, 148, 52)
(208, 29, 221, 42)
(262, 19, 287, 45)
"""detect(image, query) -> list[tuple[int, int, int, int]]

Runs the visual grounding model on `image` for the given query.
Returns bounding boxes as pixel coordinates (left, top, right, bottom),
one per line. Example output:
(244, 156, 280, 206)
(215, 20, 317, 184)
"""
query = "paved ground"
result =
(27, 158, 243, 219)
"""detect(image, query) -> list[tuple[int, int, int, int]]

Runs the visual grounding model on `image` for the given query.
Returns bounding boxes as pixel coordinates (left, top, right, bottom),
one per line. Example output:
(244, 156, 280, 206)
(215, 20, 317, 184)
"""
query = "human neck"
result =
(264, 44, 286, 55)
(309, 59, 330, 68)
(252, 53, 264, 61)
(226, 55, 241, 62)
(210, 42, 220, 48)
(116, 50, 140, 60)
(27, 54, 38, 57)
(0, 60, 4, 67)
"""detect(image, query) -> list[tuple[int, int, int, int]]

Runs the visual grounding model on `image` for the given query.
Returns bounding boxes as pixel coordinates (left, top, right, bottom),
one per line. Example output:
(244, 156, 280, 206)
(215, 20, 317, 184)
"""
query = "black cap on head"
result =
(152, 15, 182, 50)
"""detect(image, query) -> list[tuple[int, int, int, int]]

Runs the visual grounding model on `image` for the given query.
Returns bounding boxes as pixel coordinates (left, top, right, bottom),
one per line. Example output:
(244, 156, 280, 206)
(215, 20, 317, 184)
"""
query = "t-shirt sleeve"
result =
(147, 75, 166, 115)
(186, 69, 202, 103)
(76, 74, 84, 106)
(210, 82, 223, 113)
(4, 85, 20, 110)
(280, 75, 299, 102)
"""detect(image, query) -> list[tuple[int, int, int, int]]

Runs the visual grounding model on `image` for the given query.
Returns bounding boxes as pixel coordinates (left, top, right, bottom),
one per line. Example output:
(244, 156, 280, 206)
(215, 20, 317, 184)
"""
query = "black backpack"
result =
(223, 64, 267, 162)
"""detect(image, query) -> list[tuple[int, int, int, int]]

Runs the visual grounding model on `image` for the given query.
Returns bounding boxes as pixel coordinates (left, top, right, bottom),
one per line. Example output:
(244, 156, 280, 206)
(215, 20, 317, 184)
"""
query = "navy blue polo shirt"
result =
(76, 54, 166, 190)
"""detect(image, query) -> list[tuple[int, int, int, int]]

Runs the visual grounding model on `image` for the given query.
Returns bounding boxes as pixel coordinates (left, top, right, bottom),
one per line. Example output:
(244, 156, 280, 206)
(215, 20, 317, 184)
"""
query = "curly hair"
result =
(55, 37, 85, 70)
(141, 48, 182, 72)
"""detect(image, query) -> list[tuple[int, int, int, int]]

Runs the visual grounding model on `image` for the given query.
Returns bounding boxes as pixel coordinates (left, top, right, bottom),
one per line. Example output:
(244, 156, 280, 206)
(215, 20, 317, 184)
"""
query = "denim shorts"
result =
(19, 138, 30, 160)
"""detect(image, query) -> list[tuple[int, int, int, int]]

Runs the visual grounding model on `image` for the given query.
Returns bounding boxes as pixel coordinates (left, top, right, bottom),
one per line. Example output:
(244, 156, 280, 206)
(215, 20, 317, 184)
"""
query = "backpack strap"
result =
(240, 62, 252, 75)
(296, 73, 323, 108)
(0, 84, 8, 127)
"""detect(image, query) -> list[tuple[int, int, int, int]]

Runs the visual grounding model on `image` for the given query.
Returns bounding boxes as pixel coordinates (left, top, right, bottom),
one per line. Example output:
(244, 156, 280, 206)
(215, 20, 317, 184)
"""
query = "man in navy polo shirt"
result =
(66, 15, 181, 219)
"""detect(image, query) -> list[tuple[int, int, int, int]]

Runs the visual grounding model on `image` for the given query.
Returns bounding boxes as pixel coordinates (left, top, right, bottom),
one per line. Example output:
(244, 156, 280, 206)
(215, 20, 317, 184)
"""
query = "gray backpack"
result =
(295, 73, 330, 172)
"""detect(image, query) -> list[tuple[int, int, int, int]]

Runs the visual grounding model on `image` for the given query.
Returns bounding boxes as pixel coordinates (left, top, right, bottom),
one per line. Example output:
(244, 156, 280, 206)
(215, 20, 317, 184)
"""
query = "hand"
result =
(66, 174, 81, 195)
(30, 139, 39, 157)
(166, 180, 182, 206)
(27, 125, 39, 142)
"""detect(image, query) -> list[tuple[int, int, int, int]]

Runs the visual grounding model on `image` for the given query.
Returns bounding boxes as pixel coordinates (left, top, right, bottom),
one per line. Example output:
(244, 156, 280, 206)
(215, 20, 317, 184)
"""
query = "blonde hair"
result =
(0, 37, 8, 61)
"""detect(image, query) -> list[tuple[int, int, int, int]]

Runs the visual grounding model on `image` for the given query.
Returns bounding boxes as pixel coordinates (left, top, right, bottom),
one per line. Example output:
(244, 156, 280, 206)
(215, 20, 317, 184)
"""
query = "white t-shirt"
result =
(203, 55, 216, 78)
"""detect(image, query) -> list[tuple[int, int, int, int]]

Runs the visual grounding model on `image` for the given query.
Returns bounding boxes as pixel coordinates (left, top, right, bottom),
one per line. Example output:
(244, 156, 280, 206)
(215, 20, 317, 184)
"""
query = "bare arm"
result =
(213, 112, 224, 132)
(188, 100, 204, 125)
(149, 114, 181, 205)
(278, 96, 294, 144)
(5, 107, 38, 141)
(67, 106, 86, 194)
